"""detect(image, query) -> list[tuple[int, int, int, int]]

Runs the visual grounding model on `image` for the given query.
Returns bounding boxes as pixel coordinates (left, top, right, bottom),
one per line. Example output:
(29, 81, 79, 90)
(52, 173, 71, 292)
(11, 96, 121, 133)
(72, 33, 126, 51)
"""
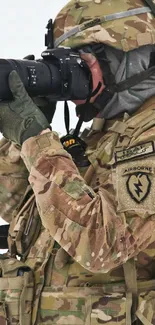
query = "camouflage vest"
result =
(1, 97, 155, 325)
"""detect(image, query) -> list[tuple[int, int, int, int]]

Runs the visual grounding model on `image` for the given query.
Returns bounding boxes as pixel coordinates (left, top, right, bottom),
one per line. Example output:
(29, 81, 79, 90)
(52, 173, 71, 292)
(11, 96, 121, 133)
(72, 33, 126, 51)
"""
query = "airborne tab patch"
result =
(115, 142, 154, 163)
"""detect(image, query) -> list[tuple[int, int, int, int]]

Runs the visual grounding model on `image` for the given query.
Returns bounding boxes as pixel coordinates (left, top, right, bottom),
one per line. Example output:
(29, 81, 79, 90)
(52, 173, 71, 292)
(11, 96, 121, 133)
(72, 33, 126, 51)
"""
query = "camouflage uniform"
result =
(1, 0, 155, 324)
(0, 97, 155, 324)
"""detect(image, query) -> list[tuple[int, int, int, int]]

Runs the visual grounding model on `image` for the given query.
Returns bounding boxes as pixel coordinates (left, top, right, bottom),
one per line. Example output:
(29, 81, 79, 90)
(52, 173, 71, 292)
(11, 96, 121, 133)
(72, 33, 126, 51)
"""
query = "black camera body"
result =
(0, 20, 91, 101)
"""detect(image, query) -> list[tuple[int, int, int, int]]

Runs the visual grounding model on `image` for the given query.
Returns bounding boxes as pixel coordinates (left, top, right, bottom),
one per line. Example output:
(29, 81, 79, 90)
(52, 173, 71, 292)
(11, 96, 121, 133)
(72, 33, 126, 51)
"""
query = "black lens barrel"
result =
(0, 50, 90, 101)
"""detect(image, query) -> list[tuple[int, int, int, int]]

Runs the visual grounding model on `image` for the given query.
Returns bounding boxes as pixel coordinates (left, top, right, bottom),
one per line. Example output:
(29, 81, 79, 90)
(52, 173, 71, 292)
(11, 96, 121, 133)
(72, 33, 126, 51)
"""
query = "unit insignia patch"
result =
(126, 172, 151, 203)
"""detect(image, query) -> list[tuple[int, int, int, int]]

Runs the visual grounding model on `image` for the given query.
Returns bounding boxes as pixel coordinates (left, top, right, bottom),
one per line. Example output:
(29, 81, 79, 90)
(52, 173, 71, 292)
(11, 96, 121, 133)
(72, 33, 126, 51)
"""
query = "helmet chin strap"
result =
(77, 44, 155, 121)
(94, 64, 155, 118)
(66, 41, 155, 132)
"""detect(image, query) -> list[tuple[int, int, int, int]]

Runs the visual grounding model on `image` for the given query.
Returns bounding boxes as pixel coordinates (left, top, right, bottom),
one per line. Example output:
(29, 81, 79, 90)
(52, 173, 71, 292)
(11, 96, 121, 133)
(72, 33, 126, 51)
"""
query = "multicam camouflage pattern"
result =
(21, 104, 155, 275)
(39, 287, 128, 324)
(53, 0, 155, 51)
(2, 97, 155, 323)
(22, 96, 155, 323)
(0, 258, 34, 325)
(0, 138, 28, 223)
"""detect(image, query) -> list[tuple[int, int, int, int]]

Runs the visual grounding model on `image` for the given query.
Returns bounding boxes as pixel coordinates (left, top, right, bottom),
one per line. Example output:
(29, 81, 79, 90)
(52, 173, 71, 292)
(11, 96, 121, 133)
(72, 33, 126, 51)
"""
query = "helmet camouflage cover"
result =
(53, 0, 155, 51)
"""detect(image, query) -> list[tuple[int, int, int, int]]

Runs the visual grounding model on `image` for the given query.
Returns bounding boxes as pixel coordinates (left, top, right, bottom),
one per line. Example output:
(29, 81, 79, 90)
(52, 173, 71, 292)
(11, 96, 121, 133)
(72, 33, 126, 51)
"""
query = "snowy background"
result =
(0, 0, 77, 135)
(0, 0, 90, 242)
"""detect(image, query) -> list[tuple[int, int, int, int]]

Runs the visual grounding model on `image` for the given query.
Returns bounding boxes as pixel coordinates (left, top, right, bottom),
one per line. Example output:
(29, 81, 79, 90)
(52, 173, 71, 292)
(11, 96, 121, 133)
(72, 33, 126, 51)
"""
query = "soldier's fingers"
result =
(8, 70, 32, 104)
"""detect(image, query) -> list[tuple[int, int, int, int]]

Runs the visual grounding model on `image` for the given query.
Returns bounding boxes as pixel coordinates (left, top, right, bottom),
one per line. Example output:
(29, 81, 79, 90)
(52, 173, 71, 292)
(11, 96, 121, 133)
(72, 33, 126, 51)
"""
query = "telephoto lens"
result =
(0, 48, 91, 101)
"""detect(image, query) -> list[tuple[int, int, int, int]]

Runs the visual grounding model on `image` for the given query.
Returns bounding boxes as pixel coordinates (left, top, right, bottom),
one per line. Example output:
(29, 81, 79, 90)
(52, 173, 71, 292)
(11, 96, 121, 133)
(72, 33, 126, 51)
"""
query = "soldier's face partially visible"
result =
(73, 52, 105, 106)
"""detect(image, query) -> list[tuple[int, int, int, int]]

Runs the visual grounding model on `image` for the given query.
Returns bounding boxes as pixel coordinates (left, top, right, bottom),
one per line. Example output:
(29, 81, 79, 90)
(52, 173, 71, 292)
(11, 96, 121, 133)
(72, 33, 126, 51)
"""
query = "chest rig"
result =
(2, 97, 155, 325)
(81, 96, 155, 325)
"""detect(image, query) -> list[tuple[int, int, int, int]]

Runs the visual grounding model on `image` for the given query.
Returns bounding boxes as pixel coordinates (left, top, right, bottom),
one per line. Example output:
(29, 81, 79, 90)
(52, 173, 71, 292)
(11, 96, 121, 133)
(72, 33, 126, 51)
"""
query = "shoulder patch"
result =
(115, 142, 154, 163)
(126, 172, 151, 204)
(115, 155, 155, 213)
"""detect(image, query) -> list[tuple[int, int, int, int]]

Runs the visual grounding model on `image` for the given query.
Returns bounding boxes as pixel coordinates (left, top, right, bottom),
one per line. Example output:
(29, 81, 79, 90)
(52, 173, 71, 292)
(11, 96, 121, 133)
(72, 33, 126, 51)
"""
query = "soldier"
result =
(1, 0, 155, 324)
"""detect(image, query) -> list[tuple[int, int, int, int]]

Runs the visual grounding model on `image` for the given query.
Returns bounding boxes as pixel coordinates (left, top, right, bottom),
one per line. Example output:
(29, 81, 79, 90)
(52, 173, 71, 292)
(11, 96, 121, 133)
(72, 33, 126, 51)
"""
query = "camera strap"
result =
(61, 81, 101, 167)
(60, 101, 90, 167)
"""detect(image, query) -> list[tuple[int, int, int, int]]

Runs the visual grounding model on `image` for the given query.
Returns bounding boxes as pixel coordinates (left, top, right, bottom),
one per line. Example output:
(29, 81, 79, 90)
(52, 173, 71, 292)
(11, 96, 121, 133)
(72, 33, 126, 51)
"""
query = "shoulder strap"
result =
(123, 259, 137, 295)
(112, 99, 155, 150)
(123, 259, 138, 325)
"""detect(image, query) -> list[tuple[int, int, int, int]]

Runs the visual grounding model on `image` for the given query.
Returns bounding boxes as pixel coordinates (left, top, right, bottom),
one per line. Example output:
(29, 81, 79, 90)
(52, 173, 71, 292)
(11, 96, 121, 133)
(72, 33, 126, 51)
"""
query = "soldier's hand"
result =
(0, 70, 50, 145)
(33, 96, 57, 124)
(23, 54, 57, 124)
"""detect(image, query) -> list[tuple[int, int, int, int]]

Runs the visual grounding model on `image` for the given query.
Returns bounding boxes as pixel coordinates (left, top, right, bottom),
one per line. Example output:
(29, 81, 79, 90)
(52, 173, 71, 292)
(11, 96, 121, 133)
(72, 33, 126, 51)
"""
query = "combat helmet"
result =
(54, 0, 155, 51)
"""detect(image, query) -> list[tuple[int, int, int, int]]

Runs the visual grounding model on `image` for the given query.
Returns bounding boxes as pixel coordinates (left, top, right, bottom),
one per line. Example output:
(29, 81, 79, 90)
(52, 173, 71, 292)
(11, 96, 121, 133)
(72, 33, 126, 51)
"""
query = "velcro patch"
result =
(115, 156, 155, 213)
(115, 142, 154, 163)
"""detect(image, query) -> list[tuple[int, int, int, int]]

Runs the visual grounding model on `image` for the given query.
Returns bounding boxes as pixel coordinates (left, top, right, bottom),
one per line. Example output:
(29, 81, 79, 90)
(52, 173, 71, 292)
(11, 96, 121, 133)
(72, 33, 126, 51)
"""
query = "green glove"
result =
(0, 70, 50, 145)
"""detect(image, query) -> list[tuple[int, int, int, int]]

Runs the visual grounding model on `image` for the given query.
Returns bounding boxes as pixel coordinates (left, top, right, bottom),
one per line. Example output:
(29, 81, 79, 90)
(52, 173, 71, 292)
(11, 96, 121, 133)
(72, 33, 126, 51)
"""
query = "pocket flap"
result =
(136, 290, 155, 325)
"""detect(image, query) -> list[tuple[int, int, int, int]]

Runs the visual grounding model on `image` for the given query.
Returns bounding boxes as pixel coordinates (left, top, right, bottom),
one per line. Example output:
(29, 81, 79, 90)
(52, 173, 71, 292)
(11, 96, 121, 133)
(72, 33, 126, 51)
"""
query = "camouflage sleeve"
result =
(21, 131, 155, 273)
(0, 137, 29, 224)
